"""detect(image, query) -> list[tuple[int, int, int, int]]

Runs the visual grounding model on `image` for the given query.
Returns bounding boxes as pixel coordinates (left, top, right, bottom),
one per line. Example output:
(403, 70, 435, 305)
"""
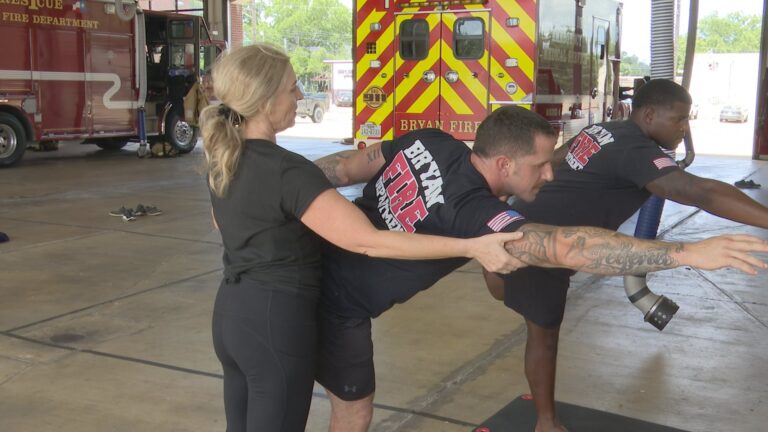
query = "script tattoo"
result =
(366, 147, 382, 163)
(507, 225, 681, 275)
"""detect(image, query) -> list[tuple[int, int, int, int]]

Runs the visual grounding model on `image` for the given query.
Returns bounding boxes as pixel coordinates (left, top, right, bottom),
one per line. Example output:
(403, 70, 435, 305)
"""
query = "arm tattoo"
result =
(508, 225, 682, 275)
(315, 153, 351, 187)
(505, 227, 555, 267)
(576, 238, 680, 274)
(366, 147, 381, 163)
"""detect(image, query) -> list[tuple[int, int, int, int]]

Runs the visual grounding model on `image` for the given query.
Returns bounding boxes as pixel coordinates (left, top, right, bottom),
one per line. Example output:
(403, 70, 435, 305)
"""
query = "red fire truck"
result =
(352, 0, 623, 147)
(0, 0, 225, 166)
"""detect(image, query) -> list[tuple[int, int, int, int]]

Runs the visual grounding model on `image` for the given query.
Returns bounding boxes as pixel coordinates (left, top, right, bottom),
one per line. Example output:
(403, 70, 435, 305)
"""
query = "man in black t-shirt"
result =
(487, 80, 768, 432)
(313, 103, 768, 432)
(319, 127, 529, 321)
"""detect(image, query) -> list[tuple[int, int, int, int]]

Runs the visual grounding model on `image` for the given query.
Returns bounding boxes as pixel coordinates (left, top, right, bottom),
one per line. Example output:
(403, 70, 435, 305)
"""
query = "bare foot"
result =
(534, 418, 568, 432)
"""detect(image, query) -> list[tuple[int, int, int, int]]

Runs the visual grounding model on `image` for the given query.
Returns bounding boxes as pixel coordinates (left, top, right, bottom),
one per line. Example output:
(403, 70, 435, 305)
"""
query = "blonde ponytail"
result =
(201, 105, 243, 197)
(200, 43, 291, 197)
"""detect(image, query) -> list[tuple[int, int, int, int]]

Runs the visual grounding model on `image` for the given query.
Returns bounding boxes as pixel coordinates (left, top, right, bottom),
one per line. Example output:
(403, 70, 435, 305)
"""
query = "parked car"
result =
(335, 90, 353, 107)
(297, 82, 330, 123)
(719, 105, 749, 123)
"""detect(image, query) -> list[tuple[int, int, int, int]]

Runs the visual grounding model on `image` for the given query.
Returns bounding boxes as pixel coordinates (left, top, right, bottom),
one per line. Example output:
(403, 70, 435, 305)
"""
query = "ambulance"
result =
(352, 0, 623, 147)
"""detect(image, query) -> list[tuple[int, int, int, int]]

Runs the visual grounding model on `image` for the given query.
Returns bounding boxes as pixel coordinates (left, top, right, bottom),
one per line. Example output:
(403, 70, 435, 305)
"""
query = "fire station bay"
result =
(0, 0, 767, 431)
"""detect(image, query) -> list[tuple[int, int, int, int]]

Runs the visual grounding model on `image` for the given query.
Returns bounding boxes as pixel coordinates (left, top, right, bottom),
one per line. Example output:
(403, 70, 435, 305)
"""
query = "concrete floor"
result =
(0, 139, 766, 432)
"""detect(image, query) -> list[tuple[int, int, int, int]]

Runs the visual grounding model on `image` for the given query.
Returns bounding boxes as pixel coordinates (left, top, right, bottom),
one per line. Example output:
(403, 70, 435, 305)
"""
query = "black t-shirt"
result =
(322, 129, 528, 318)
(211, 139, 332, 296)
(512, 120, 679, 230)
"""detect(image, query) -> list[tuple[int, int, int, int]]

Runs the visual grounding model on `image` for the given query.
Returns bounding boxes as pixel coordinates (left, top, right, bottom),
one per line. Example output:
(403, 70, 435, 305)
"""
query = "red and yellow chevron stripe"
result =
(354, 0, 537, 144)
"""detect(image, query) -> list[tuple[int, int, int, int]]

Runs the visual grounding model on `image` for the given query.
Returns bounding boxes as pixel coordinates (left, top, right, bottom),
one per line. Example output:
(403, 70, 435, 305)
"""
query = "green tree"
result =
(696, 12, 761, 53)
(240, 0, 352, 87)
(620, 51, 650, 77)
(676, 12, 761, 70)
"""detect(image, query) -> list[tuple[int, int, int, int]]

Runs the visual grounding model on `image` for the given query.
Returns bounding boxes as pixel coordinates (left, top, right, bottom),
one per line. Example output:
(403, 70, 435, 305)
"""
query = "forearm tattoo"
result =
(506, 228, 552, 267)
(315, 148, 381, 187)
(366, 147, 381, 162)
(315, 152, 351, 186)
(508, 225, 683, 275)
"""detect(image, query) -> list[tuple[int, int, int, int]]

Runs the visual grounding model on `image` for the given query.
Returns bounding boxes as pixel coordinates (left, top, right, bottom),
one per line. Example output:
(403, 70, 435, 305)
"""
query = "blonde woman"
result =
(200, 44, 523, 432)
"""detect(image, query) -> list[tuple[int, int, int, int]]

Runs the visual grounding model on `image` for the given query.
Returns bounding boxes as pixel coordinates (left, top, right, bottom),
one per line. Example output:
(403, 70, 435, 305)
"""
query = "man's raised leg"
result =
(525, 318, 567, 432)
(327, 389, 374, 432)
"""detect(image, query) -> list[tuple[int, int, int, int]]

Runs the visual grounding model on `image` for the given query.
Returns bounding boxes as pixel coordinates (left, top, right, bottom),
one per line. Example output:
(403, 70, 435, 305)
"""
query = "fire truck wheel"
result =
(0, 112, 27, 167)
(311, 106, 324, 123)
(165, 113, 198, 153)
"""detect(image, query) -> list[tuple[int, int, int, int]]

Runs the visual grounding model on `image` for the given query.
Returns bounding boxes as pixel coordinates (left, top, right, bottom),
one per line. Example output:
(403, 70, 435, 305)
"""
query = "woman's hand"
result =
(467, 232, 527, 273)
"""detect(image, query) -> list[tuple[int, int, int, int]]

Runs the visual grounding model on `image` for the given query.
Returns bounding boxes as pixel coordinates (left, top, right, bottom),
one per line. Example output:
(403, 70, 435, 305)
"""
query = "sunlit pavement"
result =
(280, 105, 354, 141)
(687, 105, 756, 157)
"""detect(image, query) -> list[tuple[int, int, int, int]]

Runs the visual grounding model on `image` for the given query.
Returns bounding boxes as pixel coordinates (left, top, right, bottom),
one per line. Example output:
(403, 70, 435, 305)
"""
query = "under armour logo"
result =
(344, 384, 357, 393)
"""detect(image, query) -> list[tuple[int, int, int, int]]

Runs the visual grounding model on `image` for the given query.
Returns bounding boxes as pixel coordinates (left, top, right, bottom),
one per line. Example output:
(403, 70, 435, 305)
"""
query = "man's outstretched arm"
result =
(314, 143, 385, 187)
(646, 170, 768, 229)
(506, 223, 768, 275)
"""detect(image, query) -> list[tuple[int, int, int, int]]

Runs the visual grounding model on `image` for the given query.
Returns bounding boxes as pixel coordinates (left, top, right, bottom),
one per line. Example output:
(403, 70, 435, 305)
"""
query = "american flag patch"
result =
(486, 210, 525, 232)
(652, 157, 677, 170)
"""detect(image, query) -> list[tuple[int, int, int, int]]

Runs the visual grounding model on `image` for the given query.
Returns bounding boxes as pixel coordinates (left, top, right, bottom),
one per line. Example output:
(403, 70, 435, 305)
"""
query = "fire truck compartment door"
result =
(33, 27, 89, 136)
(394, 11, 490, 140)
(87, 31, 137, 135)
(589, 17, 611, 124)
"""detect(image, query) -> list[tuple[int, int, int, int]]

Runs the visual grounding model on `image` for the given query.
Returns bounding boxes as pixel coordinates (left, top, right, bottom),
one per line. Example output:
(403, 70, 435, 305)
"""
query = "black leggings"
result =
(212, 280, 318, 432)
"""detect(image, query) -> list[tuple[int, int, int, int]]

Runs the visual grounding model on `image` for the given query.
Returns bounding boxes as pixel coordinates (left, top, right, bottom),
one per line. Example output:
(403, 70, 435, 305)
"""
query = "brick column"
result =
(230, 1, 244, 48)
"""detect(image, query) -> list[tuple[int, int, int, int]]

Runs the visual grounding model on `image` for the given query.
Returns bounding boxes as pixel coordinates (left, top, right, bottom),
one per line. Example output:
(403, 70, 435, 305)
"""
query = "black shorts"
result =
(315, 309, 376, 401)
(502, 266, 573, 329)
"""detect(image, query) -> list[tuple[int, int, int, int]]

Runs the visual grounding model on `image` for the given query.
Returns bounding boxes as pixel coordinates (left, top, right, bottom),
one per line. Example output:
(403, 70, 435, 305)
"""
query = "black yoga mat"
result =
(473, 395, 689, 432)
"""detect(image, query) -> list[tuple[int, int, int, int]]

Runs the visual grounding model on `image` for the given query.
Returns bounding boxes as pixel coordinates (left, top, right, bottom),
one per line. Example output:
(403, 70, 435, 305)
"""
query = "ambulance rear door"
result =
(439, 10, 490, 140)
(394, 8, 490, 140)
